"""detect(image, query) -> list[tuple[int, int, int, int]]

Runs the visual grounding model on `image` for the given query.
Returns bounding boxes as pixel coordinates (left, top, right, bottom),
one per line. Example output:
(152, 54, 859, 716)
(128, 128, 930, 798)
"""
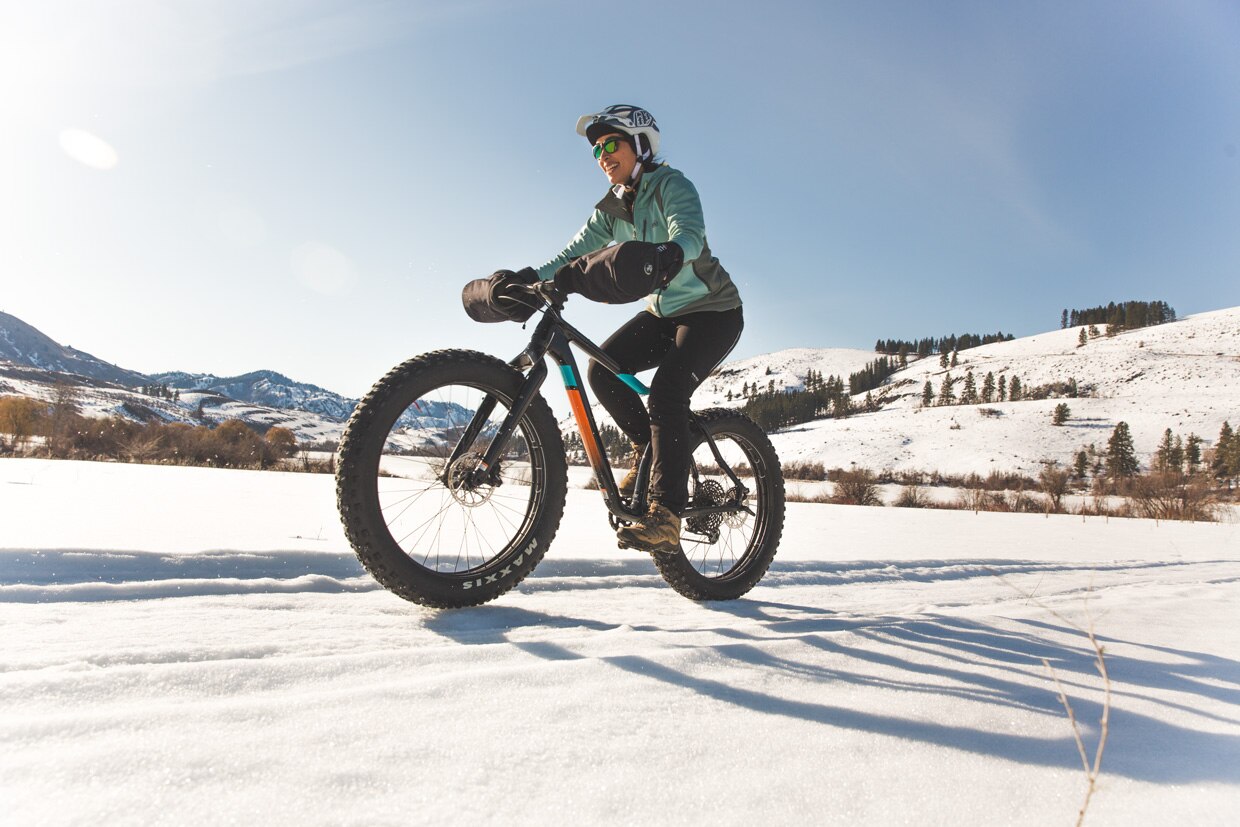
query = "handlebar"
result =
(510, 280, 567, 312)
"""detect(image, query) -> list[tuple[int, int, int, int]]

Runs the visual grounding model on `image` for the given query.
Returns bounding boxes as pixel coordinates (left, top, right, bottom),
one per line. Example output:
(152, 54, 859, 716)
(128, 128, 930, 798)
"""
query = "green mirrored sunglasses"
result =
(592, 137, 628, 159)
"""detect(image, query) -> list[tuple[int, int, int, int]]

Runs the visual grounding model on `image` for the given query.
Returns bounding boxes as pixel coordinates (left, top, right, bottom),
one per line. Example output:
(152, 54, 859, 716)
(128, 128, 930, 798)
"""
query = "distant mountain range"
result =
(0, 310, 359, 442)
(149, 369, 357, 421)
(0, 311, 147, 387)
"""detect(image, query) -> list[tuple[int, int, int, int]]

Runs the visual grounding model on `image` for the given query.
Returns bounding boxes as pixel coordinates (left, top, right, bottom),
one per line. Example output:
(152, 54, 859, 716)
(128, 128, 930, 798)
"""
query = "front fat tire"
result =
(652, 408, 785, 601)
(336, 349, 567, 608)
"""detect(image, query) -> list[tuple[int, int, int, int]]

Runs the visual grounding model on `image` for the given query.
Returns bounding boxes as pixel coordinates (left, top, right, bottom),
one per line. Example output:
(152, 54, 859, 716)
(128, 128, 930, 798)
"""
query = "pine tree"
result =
(960, 371, 978, 405)
(937, 373, 955, 406)
(1061, 309, 1069, 329)
(921, 381, 934, 407)
(1009, 376, 1023, 401)
(939, 352, 949, 369)
(1074, 450, 1090, 480)
(1213, 422, 1235, 478)
(1053, 403, 1070, 425)
(1154, 428, 1175, 473)
(998, 375, 1008, 402)
(1186, 433, 1203, 472)
(981, 372, 995, 404)
(1170, 435, 1185, 473)
(1106, 421, 1140, 478)
(1077, 328, 1087, 348)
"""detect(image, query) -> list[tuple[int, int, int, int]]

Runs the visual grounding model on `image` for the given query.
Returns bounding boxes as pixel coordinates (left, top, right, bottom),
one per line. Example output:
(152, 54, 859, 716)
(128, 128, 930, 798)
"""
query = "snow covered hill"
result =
(755, 307, 1240, 478)
(696, 346, 879, 405)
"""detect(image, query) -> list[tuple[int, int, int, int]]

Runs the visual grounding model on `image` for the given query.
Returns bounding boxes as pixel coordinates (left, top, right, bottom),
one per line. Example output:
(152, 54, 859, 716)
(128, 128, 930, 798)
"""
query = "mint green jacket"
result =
(536, 165, 742, 317)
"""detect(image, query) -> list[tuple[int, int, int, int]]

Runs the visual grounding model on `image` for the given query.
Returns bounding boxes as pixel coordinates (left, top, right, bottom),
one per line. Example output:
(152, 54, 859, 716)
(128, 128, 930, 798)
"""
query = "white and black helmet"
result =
(576, 104, 660, 159)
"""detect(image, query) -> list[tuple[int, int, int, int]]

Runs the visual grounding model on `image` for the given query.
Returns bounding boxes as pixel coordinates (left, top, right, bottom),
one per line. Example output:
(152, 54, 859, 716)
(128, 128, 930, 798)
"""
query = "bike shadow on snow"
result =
(425, 590, 1240, 786)
(12, 546, 1238, 784)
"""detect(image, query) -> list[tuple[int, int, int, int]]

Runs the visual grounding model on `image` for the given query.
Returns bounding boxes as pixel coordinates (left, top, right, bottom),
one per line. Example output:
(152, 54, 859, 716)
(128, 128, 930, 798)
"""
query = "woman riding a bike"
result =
(529, 104, 744, 554)
(336, 104, 781, 606)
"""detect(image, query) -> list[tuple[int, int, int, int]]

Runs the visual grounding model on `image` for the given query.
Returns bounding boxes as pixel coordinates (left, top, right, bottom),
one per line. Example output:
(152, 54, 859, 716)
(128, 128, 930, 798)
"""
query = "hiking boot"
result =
(616, 501, 682, 555)
(618, 443, 647, 498)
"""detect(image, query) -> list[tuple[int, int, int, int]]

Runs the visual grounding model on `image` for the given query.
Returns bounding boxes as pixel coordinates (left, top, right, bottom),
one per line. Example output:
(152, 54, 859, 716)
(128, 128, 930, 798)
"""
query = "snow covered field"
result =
(2, 458, 1239, 825)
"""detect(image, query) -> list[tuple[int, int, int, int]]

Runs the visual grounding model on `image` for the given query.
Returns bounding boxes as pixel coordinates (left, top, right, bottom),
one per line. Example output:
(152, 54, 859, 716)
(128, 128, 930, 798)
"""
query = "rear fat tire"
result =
(336, 349, 567, 608)
(651, 408, 785, 601)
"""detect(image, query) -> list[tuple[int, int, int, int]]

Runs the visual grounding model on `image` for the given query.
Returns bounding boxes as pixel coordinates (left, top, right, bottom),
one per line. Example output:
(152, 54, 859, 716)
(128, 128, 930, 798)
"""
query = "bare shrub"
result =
(785, 488, 833, 504)
(894, 469, 930, 486)
(122, 430, 166, 463)
(984, 470, 1039, 491)
(287, 453, 335, 474)
(0, 395, 46, 454)
(265, 427, 299, 459)
(783, 460, 828, 481)
(1128, 472, 1218, 522)
(1008, 490, 1046, 514)
(952, 487, 1044, 514)
(1039, 466, 1072, 513)
(832, 468, 882, 506)
(894, 485, 929, 508)
(954, 487, 989, 512)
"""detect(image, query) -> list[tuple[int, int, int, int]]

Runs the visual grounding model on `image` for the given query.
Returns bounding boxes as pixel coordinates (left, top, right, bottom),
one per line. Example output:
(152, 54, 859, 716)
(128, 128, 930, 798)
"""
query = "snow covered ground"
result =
(2, 458, 1238, 825)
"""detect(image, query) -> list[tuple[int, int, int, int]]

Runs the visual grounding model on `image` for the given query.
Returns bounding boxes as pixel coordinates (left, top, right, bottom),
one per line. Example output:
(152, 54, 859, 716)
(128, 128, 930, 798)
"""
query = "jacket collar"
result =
(594, 164, 670, 225)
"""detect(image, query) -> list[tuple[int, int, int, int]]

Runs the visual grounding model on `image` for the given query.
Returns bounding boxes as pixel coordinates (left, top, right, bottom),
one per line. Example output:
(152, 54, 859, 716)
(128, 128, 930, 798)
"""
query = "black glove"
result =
(495, 266, 540, 309)
(553, 241, 684, 304)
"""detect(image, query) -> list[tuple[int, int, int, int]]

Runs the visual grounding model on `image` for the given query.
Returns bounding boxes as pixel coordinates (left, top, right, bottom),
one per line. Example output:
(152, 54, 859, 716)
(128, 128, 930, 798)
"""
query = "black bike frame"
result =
(455, 299, 747, 524)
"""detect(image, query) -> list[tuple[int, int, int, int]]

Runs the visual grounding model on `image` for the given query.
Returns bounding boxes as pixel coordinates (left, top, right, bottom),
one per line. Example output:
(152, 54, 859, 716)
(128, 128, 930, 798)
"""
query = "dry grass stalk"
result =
(1039, 606, 1111, 827)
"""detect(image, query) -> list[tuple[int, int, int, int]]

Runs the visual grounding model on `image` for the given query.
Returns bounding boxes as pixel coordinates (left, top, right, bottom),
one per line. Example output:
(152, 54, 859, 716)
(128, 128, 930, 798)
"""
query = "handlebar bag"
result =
(462, 271, 537, 323)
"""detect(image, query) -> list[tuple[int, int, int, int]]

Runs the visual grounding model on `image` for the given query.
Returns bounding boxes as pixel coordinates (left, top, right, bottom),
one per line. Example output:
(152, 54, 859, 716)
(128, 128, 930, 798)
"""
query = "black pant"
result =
(588, 307, 744, 514)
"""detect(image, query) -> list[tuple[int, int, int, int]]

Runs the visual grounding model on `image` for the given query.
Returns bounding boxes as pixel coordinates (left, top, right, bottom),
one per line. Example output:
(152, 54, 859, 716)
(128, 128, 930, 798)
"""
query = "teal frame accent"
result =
(559, 364, 578, 388)
(618, 373, 650, 395)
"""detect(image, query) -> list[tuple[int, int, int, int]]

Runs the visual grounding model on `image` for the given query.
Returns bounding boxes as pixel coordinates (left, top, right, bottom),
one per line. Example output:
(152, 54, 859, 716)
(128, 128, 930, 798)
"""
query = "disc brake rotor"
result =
(722, 487, 749, 528)
(445, 452, 495, 507)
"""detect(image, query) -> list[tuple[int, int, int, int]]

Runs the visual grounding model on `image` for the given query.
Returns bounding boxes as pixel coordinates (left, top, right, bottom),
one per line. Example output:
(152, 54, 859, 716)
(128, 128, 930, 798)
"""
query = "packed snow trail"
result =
(2, 459, 1238, 825)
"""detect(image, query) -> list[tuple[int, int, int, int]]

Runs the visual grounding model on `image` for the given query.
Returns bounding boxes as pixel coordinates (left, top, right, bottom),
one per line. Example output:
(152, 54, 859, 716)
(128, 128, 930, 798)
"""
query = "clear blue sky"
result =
(3, 0, 1237, 398)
